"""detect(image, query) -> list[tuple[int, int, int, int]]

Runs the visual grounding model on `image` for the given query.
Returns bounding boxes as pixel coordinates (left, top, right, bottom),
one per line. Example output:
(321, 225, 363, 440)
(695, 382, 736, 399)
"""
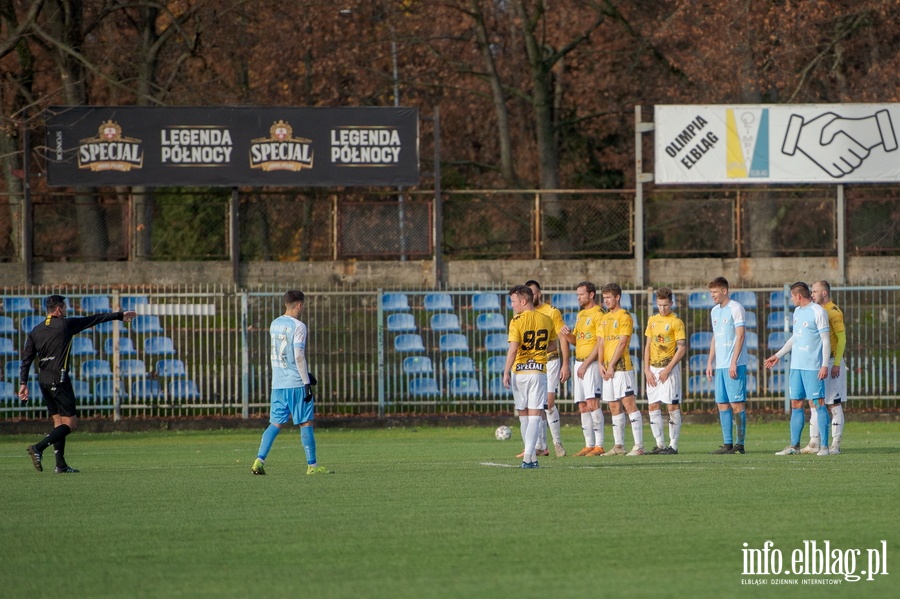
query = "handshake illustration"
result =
(782, 109, 898, 177)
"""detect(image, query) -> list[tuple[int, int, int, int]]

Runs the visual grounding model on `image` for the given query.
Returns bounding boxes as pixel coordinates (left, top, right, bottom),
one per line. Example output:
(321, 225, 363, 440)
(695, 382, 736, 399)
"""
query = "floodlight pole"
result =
(634, 105, 653, 287)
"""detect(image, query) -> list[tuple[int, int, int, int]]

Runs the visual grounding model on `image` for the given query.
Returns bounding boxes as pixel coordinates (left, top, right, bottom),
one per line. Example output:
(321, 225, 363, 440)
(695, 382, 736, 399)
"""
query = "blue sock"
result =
(816, 404, 830, 447)
(301, 426, 316, 465)
(735, 410, 746, 445)
(790, 408, 805, 446)
(719, 409, 733, 444)
(257, 424, 281, 460)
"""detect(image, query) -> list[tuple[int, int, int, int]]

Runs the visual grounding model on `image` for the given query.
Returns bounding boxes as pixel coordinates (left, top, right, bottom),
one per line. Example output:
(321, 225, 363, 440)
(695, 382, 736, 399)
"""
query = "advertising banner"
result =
(654, 104, 899, 184)
(45, 106, 419, 187)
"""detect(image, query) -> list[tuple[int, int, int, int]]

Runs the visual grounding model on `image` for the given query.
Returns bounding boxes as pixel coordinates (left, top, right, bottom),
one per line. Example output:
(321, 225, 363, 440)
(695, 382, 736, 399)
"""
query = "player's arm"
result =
(558, 326, 570, 383)
(706, 336, 716, 380)
(662, 339, 687, 382)
(832, 329, 846, 377)
(607, 334, 629, 376)
(818, 330, 831, 381)
(503, 341, 519, 388)
(293, 326, 310, 386)
(643, 333, 656, 387)
(729, 325, 745, 378)
(765, 335, 795, 368)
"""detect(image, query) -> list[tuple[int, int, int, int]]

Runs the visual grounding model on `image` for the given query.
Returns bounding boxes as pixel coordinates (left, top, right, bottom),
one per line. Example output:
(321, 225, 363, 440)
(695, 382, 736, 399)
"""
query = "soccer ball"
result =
(495, 425, 512, 440)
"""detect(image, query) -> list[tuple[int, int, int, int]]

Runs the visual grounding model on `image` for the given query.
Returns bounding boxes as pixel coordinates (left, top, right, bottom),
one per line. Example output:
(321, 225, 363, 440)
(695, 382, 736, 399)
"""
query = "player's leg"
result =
(602, 380, 627, 456)
(254, 389, 289, 474)
(666, 403, 682, 453)
(712, 369, 734, 453)
(828, 362, 846, 454)
(648, 399, 665, 453)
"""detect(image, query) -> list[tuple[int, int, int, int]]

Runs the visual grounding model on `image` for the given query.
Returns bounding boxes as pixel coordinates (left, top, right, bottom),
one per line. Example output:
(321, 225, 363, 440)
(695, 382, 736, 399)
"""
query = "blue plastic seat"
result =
(629, 334, 641, 351)
(394, 334, 425, 352)
(731, 291, 757, 308)
(475, 312, 506, 332)
(423, 293, 453, 311)
(489, 377, 511, 396)
(471, 293, 501, 311)
(449, 376, 481, 396)
(744, 331, 759, 352)
(121, 295, 149, 312)
(5, 360, 30, 381)
(2, 297, 34, 314)
(0, 337, 17, 356)
(486, 355, 507, 374)
(769, 290, 790, 308)
(408, 377, 440, 397)
(687, 354, 707, 372)
(156, 359, 187, 378)
(402, 356, 433, 375)
(81, 359, 113, 379)
(562, 312, 577, 329)
(620, 293, 633, 310)
(143, 336, 176, 356)
(20, 315, 46, 334)
(687, 375, 715, 395)
(168, 379, 201, 400)
(120, 359, 148, 376)
(132, 379, 161, 400)
(689, 332, 713, 351)
(105, 337, 137, 356)
(387, 313, 417, 333)
(767, 331, 790, 350)
(0, 381, 18, 402)
(767, 311, 790, 330)
(743, 311, 757, 329)
(439, 333, 469, 352)
(444, 355, 476, 375)
(688, 292, 714, 309)
(746, 358, 759, 372)
(27, 380, 41, 399)
(72, 379, 91, 399)
(0, 316, 16, 335)
(94, 380, 126, 402)
(430, 313, 461, 332)
(130, 315, 165, 335)
(70, 336, 96, 357)
(767, 373, 787, 394)
(551, 294, 579, 311)
(484, 333, 508, 352)
(81, 295, 111, 313)
(382, 293, 410, 312)
(746, 374, 758, 394)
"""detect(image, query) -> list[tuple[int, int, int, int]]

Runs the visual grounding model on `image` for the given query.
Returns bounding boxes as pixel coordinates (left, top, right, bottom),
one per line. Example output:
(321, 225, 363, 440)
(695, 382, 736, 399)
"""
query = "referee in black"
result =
(19, 294, 136, 473)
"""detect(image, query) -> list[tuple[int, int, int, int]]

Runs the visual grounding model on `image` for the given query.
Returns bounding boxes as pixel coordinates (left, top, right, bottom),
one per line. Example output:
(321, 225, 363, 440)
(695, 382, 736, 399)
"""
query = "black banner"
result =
(45, 106, 419, 187)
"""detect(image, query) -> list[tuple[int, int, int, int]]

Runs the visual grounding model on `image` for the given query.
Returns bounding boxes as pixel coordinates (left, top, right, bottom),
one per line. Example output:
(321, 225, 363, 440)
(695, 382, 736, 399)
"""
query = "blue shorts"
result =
(714, 366, 747, 404)
(789, 369, 825, 401)
(270, 387, 314, 425)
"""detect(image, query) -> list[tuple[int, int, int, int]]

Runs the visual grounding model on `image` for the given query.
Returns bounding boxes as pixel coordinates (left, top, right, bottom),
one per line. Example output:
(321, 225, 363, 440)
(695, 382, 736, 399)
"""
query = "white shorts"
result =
(546, 357, 561, 394)
(573, 360, 602, 403)
(602, 370, 637, 402)
(512, 372, 547, 411)
(824, 358, 848, 405)
(646, 364, 682, 405)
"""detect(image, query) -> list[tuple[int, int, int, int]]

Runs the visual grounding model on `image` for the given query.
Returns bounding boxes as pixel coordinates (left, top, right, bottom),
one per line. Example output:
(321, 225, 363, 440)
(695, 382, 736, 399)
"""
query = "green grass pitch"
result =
(1, 421, 898, 598)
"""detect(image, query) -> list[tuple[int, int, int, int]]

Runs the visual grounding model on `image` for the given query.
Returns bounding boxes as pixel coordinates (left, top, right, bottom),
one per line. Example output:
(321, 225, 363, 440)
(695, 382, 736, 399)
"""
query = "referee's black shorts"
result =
(37, 371, 78, 418)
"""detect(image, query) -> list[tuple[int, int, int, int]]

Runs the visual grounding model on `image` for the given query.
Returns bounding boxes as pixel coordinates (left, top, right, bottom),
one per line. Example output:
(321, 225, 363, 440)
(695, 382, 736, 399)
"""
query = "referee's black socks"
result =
(35, 424, 72, 453)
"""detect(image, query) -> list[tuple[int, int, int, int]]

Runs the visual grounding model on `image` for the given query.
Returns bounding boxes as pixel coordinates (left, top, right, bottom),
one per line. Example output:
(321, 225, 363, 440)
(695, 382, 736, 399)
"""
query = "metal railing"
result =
(1, 284, 897, 419)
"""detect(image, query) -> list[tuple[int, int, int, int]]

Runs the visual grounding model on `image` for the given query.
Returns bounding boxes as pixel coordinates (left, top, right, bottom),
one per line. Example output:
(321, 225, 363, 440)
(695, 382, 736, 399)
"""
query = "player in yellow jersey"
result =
(570, 282, 606, 456)
(589, 282, 644, 456)
(503, 285, 558, 468)
(808, 280, 848, 455)
(643, 287, 687, 454)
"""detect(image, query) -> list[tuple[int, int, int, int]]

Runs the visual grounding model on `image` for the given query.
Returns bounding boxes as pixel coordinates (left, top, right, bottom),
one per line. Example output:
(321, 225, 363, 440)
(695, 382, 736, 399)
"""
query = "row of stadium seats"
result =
(0, 314, 165, 336)
(382, 291, 635, 313)
(0, 378, 200, 403)
(3, 358, 189, 381)
(0, 295, 149, 314)
(686, 290, 791, 309)
(0, 335, 177, 358)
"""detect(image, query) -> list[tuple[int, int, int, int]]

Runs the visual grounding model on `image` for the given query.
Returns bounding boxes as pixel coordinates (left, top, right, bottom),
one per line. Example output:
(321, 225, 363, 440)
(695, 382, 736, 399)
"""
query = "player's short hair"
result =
(656, 287, 674, 302)
(601, 282, 622, 297)
(815, 280, 831, 294)
(524, 279, 541, 289)
(708, 276, 729, 290)
(283, 290, 305, 306)
(509, 284, 533, 303)
(790, 281, 811, 298)
(45, 295, 67, 312)
(576, 281, 596, 295)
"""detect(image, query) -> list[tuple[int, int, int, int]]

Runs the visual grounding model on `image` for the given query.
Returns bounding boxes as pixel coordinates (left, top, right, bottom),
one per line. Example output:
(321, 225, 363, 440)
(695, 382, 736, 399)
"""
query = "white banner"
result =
(654, 104, 899, 184)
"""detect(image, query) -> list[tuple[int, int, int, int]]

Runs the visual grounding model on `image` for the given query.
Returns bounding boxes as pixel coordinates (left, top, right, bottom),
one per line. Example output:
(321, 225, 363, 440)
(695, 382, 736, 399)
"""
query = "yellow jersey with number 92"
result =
(508, 310, 557, 373)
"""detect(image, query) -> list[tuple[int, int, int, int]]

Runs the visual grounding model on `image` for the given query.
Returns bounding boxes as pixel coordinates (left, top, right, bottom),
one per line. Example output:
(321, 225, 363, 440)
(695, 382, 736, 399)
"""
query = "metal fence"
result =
(1, 284, 897, 420)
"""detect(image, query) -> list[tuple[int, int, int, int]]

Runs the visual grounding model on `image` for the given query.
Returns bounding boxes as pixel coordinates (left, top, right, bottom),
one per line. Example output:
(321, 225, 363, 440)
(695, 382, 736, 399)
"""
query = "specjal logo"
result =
(78, 120, 144, 172)
(249, 120, 313, 172)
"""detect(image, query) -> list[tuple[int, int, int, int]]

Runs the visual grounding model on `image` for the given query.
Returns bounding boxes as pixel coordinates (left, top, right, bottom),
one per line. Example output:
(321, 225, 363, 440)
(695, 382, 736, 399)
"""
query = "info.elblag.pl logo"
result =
(741, 540, 889, 586)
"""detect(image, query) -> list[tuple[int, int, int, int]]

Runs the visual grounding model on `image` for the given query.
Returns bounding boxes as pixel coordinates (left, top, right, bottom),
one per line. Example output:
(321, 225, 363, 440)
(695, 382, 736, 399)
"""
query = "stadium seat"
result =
(489, 377, 511, 395)
(121, 295, 149, 312)
(104, 337, 137, 356)
(486, 355, 507, 374)
(408, 377, 440, 397)
(484, 333, 508, 352)
(767, 331, 790, 350)
(0, 381, 18, 402)
(746, 374, 758, 394)
(767, 374, 787, 394)
(132, 379, 161, 400)
(0, 337, 17, 356)
(2, 297, 34, 314)
(81, 359, 113, 380)
(382, 293, 410, 312)
(688, 292, 714, 309)
(120, 359, 148, 377)
(27, 380, 41, 399)
(423, 293, 453, 311)
(402, 356, 433, 375)
(745, 331, 759, 351)
(94, 380, 126, 402)
(156, 359, 187, 378)
(551, 294, 579, 311)
(20, 315, 45, 334)
(168, 379, 201, 400)
(449, 376, 481, 396)
(746, 358, 759, 372)
(687, 354, 707, 372)
(689, 331, 713, 351)
(130, 315, 165, 335)
(0, 316, 16, 335)
(629, 334, 641, 351)
(767, 311, 790, 330)
(731, 291, 757, 308)
(562, 312, 577, 329)
(687, 375, 715, 395)
(430, 313, 461, 332)
(471, 293, 501, 311)
(92, 320, 119, 334)
(81, 295, 112, 313)
(743, 311, 757, 329)
(143, 336, 176, 356)
(70, 336, 97, 357)
(475, 312, 506, 331)
(394, 334, 425, 352)
(444, 355, 476, 375)
(769, 290, 790, 308)
(72, 379, 90, 399)
(620, 292, 633, 310)
(439, 333, 469, 352)
(387, 313, 417, 333)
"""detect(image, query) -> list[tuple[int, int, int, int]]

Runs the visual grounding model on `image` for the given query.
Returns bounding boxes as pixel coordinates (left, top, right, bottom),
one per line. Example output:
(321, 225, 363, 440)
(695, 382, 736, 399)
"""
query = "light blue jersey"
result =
(788, 302, 829, 371)
(270, 315, 307, 389)
(711, 300, 749, 369)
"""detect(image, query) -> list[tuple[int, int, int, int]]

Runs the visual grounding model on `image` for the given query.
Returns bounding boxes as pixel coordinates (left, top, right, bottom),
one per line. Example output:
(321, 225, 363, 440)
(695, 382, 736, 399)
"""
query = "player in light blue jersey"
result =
(765, 282, 831, 456)
(705, 277, 749, 454)
(252, 290, 332, 476)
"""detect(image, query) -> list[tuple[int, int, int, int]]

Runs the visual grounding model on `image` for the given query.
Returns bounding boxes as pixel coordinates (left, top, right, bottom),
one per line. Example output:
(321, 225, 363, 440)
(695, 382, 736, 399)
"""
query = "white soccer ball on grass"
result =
(495, 425, 512, 440)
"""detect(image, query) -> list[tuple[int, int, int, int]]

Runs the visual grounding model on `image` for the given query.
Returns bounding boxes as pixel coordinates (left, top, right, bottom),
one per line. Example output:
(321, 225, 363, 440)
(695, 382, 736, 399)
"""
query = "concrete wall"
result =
(0, 256, 896, 289)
